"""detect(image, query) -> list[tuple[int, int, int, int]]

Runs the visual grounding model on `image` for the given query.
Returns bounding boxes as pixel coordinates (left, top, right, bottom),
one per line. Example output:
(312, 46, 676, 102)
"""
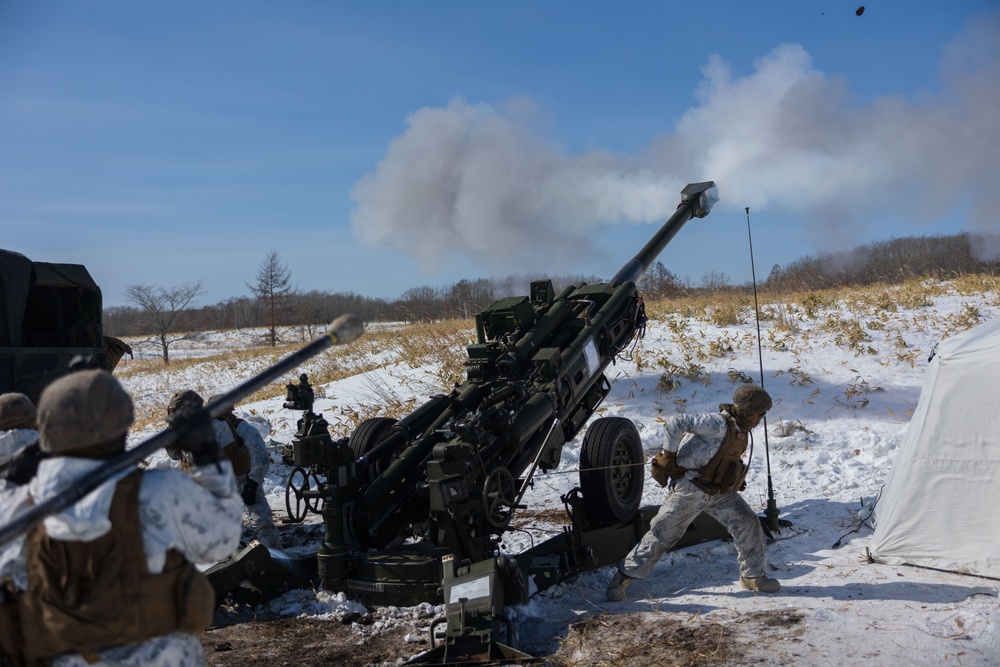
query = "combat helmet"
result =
(0, 392, 37, 431)
(208, 394, 233, 414)
(732, 383, 772, 416)
(37, 369, 134, 455)
(168, 389, 204, 415)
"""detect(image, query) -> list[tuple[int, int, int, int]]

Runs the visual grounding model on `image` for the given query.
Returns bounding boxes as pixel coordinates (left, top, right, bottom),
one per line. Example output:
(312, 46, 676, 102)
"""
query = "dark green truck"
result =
(1, 249, 130, 404)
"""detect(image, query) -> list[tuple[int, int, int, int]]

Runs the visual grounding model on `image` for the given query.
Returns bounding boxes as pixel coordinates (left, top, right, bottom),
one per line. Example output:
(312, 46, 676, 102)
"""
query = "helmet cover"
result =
(38, 370, 134, 454)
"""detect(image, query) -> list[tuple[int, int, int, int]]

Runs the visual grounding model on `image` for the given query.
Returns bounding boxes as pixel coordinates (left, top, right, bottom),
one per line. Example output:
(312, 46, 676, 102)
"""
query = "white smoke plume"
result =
(351, 15, 1000, 270)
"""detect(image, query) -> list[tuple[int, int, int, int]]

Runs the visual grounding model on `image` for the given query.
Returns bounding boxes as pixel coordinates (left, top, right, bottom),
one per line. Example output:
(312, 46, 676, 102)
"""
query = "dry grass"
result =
(393, 319, 477, 389)
(643, 275, 1000, 372)
(118, 320, 478, 434)
(118, 274, 1000, 434)
(547, 609, 804, 666)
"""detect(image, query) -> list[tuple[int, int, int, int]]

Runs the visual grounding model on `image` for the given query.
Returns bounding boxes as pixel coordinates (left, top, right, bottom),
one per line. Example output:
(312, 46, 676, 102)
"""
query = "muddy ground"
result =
(200, 513, 804, 666)
(202, 614, 418, 667)
(201, 606, 804, 667)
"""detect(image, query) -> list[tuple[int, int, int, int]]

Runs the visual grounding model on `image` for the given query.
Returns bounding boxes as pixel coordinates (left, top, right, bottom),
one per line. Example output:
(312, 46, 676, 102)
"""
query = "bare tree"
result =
(247, 251, 294, 346)
(396, 285, 439, 323)
(638, 261, 687, 300)
(700, 270, 732, 293)
(445, 278, 495, 319)
(123, 281, 207, 364)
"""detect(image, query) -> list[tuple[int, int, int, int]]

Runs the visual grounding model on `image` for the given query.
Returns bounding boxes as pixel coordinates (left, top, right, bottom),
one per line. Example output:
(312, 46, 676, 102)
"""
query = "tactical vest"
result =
(692, 417, 751, 495)
(1, 470, 215, 665)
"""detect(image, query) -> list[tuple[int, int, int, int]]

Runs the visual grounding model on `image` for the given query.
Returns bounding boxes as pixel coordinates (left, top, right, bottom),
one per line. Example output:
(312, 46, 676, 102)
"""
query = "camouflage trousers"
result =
(622, 477, 767, 580)
(235, 474, 282, 550)
(243, 489, 282, 550)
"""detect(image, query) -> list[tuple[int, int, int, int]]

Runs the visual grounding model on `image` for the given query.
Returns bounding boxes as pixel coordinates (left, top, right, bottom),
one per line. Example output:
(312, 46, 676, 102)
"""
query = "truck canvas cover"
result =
(0, 249, 108, 403)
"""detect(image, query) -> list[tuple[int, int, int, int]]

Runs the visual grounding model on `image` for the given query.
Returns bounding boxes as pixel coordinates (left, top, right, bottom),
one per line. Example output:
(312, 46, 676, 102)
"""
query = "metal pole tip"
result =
(327, 314, 365, 345)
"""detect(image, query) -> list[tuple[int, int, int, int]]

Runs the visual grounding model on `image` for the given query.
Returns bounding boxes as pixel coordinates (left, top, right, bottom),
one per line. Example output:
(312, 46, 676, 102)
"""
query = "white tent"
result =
(868, 316, 1000, 579)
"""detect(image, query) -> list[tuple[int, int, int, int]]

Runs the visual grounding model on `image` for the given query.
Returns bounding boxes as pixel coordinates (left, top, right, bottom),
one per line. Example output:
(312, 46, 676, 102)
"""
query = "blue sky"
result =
(1, 2, 998, 307)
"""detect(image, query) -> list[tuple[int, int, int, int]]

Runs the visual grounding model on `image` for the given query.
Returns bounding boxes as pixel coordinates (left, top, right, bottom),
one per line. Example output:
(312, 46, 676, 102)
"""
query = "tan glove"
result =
(650, 451, 686, 487)
(659, 451, 686, 478)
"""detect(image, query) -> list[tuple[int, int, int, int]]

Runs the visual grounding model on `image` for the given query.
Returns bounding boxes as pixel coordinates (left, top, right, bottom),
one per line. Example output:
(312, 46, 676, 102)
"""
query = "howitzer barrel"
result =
(0, 314, 365, 548)
(612, 181, 718, 285)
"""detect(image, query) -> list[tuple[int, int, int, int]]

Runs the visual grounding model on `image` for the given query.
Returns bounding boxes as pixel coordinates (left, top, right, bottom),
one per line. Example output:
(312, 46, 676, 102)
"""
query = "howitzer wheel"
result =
(349, 417, 399, 480)
(483, 467, 517, 529)
(580, 417, 644, 524)
(284, 466, 319, 523)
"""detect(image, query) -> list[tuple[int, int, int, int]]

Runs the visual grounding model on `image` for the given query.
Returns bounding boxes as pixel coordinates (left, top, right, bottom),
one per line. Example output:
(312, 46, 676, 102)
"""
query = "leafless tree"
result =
(445, 278, 495, 319)
(397, 285, 439, 323)
(123, 281, 207, 364)
(638, 261, 687, 299)
(247, 251, 294, 346)
(700, 270, 732, 293)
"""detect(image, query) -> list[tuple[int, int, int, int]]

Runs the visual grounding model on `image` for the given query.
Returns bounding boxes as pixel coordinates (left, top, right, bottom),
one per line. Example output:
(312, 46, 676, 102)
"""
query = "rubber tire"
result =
(580, 417, 644, 524)
(349, 417, 399, 477)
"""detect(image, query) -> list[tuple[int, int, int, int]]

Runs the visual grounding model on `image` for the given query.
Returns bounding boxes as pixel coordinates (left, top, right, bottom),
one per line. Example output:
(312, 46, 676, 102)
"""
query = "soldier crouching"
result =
(165, 390, 282, 550)
(209, 395, 282, 550)
(0, 370, 242, 667)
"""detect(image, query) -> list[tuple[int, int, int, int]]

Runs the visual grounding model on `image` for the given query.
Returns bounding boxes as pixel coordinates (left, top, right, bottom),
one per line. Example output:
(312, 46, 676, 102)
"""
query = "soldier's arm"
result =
(237, 422, 270, 486)
(661, 413, 728, 453)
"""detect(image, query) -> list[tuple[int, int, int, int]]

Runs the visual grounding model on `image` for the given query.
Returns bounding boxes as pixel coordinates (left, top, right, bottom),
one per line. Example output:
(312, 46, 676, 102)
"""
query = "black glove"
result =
(166, 405, 219, 467)
(1, 441, 46, 486)
(241, 478, 260, 505)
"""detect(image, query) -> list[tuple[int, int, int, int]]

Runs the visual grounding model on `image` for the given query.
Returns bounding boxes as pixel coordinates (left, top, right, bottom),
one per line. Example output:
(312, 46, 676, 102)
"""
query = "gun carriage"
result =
(285, 182, 718, 573)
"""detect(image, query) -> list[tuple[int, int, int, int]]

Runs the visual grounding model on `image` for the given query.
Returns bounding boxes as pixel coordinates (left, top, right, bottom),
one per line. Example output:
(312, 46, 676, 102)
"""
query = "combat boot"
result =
(740, 575, 781, 593)
(605, 570, 632, 601)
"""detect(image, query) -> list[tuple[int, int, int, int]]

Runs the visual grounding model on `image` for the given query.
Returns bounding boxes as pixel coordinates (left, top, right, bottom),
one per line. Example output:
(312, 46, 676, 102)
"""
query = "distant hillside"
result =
(762, 231, 1000, 292)
(105, 231, 1000, 337)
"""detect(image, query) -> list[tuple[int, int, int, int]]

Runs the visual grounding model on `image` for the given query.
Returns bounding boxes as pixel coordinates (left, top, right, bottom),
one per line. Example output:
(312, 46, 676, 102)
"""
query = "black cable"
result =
(832, 486, 883, 549)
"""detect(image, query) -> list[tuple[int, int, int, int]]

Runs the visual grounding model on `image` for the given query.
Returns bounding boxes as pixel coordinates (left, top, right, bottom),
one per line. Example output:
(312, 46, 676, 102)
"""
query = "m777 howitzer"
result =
(282, 182, 725, 661)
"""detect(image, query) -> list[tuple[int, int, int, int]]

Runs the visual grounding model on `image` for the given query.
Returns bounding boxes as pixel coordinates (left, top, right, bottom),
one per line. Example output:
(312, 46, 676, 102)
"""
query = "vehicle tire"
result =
(349, 417, 399, 478)
(579, 417, 644, 524)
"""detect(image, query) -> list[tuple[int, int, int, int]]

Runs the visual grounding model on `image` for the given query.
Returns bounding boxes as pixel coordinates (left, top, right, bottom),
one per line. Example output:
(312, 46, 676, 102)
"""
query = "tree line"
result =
(105, 249, 669, 361)
(762, 232, 1000, 292)
(105, 233, 1000, 361)
(104, 269, 639, 339)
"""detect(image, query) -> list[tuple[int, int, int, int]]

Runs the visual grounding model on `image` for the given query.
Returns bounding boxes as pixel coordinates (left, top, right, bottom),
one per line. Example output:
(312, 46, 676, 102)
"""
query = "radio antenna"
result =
(746, 206, 780, 534)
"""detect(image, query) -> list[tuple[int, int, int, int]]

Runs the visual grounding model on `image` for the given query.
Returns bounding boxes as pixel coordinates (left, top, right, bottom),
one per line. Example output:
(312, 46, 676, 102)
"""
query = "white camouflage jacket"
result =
(0, 428, 38, 468)
(234, 418, 270, 487)
(656, 409, 745, 479)
(0, 455, 242, 667)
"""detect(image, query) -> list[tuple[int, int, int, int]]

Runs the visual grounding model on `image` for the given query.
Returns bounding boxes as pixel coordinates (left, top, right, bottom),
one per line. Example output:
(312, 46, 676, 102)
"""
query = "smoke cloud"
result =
(351, 16, 1000, 270)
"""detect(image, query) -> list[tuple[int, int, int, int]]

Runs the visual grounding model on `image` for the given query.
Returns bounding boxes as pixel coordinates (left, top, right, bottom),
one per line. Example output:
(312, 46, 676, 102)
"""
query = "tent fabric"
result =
(869, 316, 1000, 578)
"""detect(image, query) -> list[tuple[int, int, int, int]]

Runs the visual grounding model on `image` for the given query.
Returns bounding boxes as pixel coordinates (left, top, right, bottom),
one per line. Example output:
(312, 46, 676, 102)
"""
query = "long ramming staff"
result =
(745, 207, 781, 534)
(0, 313, 365, 548)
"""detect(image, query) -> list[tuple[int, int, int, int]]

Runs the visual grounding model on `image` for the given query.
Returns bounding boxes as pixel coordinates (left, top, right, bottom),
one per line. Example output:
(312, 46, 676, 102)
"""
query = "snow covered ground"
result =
(120, 281, 1000, 665)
